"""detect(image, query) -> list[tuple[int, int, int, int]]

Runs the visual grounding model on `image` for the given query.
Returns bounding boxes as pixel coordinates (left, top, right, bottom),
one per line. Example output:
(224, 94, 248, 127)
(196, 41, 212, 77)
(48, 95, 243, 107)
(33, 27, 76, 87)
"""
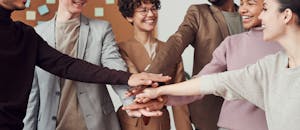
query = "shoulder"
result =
(15, 21, 35, 33)
(34, 21, 52, 35)
(117, 39, 135, 50)
(188, 4, 210, 11)
(186, 4, 217, 20)
(221, 32, 248, 46)
(87, 17, 110, 28)
(255, 51, 285, 71)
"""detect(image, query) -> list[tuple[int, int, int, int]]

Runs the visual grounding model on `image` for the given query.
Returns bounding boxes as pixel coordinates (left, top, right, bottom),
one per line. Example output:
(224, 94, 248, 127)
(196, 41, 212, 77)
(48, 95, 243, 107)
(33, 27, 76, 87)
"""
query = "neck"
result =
(133, 29, 155, 44)
(56, 8, 80, 22)
(0, 6, 12, 23)
(217, 1, 236, 12)
(280, 27, 300, 68)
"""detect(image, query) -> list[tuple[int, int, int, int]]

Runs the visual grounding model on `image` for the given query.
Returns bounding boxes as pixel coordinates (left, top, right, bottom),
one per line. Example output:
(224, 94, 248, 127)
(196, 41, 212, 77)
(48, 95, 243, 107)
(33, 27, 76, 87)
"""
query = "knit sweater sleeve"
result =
(199, 54, 275, 109)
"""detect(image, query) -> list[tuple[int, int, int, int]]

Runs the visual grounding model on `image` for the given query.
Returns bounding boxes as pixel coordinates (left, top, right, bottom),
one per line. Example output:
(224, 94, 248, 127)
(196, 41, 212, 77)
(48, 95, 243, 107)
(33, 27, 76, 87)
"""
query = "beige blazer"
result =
(117, 38, 185, 129)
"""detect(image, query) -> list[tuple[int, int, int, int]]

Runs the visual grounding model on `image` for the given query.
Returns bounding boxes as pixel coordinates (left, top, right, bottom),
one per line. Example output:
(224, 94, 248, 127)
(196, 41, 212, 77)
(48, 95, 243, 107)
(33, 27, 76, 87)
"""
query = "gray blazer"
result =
(23, 15, 132, 130)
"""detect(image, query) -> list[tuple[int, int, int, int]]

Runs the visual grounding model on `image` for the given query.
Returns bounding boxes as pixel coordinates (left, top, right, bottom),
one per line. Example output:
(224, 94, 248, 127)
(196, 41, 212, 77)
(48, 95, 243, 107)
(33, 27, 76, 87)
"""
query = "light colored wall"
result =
(108, 0, 240, 129)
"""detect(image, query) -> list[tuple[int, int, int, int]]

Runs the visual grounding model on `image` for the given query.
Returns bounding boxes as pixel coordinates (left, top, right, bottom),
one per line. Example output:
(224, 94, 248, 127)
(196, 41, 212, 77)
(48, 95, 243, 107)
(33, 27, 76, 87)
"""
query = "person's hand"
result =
(126, 82, 160, 97)
(134, 87, 161, 103)
(123, 96, 168, 111)
(126, 108, 162, 117)
(128, 72, 171, 87)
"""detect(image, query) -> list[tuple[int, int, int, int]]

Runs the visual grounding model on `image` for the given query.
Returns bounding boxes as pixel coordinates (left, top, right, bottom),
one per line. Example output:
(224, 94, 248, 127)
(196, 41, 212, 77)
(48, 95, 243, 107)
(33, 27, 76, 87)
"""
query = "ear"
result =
(126, 17, 134, 23)
(282, 8, 293, 24)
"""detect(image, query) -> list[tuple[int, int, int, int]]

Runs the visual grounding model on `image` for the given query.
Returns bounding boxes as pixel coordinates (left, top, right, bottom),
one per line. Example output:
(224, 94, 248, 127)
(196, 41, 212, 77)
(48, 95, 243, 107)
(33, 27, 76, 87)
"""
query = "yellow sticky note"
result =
(26, 11, 36, 20)
(95, 8, 104, 17)
(106, 0, 115, 4)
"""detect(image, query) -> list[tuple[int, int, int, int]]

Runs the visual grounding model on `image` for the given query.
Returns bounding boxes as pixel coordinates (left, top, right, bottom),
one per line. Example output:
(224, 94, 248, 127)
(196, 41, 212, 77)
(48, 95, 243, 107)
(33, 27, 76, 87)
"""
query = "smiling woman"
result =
(116, 0, 192, 130)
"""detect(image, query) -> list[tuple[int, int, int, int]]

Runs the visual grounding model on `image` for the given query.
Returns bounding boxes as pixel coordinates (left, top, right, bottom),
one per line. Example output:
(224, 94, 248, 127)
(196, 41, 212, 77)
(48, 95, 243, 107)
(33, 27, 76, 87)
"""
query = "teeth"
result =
(261, 25, 266, 28)
(145, 20, 154, 23)
(242, 16, 250, 19)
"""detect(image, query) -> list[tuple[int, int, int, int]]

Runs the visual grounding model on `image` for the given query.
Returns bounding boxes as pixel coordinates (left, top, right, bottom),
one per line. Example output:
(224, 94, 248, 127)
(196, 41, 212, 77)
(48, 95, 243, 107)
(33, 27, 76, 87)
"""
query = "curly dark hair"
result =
(118, 0, 161, 18)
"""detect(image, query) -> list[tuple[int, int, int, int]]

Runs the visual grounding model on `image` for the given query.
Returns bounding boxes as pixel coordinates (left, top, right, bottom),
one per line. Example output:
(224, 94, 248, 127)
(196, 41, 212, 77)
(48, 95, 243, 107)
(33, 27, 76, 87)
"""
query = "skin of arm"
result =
(135, 77, 202, 103)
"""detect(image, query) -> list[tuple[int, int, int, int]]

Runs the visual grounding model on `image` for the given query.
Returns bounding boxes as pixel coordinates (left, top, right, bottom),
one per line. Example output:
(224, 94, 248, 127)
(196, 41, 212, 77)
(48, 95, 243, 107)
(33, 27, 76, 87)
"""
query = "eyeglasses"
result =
(135, 7, 159, 16)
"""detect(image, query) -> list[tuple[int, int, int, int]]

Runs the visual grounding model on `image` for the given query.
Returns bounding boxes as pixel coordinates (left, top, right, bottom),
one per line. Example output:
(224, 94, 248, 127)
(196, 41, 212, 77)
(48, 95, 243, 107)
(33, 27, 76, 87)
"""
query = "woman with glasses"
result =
(116, 0, 192, 130)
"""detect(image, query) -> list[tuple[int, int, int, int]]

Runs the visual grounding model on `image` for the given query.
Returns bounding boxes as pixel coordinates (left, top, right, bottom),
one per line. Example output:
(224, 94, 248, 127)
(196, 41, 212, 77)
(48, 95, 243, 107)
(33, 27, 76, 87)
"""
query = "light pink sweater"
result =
(168, 27, 282, 130)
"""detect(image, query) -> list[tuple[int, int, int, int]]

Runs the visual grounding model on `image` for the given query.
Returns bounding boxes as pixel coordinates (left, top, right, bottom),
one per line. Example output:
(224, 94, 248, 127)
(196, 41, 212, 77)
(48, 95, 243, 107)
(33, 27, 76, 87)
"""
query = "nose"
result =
(238, 5, 248, 15)
(146, 9, 155, 16)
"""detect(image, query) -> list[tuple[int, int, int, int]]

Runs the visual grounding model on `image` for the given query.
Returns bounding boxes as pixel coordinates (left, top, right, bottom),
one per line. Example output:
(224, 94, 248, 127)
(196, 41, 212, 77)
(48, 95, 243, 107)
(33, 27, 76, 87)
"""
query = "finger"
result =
(151, 82, 159, 88)
(146, 74, 171, 83)
(142, 97, 151, 103)
(139, 109, 163, 117)
(126, 110, 142, 117)
(125, 91, 133, 97)
(122, 103, 146, 110)
(157, 96, 164, 102)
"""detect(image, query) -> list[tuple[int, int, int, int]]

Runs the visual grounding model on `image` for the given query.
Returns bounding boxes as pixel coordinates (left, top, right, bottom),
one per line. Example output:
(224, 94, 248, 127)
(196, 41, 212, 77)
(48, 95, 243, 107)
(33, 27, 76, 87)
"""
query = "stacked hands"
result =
(125, 73, 171, 118)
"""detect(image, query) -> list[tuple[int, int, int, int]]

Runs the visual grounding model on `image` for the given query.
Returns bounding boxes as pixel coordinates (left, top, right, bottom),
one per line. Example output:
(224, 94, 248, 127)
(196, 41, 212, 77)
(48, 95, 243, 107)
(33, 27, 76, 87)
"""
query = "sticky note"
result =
(26, 11, 36, 20)
(46, 0, 56, 4)
(95, 8, 104, 17)
(25, 0, 31, 8)
(38, 5, 49, 16)
(106, 0, 115, 4)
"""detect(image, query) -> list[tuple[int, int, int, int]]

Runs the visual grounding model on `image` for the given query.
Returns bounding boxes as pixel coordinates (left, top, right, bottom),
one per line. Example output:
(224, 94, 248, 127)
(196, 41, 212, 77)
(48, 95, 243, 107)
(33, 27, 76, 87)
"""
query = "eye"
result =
(262, 7, 267, 11)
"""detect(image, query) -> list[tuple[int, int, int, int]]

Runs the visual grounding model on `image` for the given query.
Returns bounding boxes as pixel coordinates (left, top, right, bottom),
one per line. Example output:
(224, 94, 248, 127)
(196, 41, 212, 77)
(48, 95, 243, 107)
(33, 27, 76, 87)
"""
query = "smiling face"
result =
(0, 0, 27, 10)
(239, 0, 263, 30)
(127, 2, 158, 33)
(59, 0, 87, 15)
(258, 0, 286, 41)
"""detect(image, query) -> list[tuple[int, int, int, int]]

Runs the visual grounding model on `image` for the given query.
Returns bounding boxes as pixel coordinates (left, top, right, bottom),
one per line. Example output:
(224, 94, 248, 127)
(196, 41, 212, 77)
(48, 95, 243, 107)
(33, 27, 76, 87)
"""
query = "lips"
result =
(72, 0, 86, 6)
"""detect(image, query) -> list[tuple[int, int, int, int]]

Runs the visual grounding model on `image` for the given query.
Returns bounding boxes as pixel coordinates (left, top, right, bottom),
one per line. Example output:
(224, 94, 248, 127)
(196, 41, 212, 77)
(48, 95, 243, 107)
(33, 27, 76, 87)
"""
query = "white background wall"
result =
(108, 0, 240, 129)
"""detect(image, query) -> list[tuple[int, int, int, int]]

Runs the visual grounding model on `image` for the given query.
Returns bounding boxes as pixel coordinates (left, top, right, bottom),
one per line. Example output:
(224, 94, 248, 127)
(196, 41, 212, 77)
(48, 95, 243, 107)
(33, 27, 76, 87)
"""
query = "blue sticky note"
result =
(25, 0, 31, 8)
(38, 5, 49, 16)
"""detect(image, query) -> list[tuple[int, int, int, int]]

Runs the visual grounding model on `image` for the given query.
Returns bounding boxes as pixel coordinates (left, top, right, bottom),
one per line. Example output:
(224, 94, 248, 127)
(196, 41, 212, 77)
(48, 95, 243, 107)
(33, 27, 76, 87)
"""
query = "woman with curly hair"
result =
(117, 0, 192, 130)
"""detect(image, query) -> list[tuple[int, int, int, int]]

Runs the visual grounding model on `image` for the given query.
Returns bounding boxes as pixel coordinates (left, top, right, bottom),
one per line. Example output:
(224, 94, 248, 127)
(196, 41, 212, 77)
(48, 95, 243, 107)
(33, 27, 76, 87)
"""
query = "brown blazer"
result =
(117, 38, 188, 130)
(147, 4, 240, 130)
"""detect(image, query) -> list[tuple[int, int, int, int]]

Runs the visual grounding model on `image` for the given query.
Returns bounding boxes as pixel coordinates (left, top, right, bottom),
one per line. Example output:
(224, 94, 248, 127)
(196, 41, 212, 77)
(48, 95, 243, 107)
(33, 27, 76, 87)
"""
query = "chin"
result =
(14, 6, 26, 10)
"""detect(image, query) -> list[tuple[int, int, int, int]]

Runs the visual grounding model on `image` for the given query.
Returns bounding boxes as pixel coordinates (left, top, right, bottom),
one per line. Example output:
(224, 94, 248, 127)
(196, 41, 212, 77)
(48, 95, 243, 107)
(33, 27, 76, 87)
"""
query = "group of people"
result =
(1, 0, 300, 130)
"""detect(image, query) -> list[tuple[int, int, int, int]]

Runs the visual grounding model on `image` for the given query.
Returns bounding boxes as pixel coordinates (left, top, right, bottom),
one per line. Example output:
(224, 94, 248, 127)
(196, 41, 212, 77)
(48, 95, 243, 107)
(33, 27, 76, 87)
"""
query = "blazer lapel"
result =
(77, 14, 89, 59)
(47, 17, 56, 48)
(210, 5, 229, 39)
(128, 39, 152, 72)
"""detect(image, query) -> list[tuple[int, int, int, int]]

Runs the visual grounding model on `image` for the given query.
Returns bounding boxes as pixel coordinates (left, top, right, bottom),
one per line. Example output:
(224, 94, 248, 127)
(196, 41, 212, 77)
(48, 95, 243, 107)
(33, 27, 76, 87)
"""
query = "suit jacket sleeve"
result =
(194, 37, 228, 76)
(168, 37, 229, 105)
(23, 70, 40, 130)
(172, 58, 186, 83)
(34, 29, 132, 85)
(99, 22, 134, 106)
(147, 5, 200, 75)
